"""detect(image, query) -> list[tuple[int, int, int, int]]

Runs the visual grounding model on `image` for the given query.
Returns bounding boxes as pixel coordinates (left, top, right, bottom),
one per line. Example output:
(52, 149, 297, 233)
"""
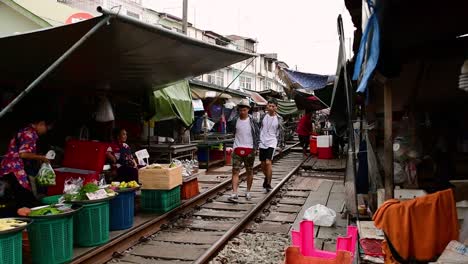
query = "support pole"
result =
(0, 16, 110, 120)
(182, 0, 188, 35)
(384, 81, 394, 200)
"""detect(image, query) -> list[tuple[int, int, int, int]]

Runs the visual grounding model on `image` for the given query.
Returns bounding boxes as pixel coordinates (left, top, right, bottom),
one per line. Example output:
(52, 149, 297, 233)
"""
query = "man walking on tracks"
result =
(259, 99, 284, 192)
(227, 99, 259, 202)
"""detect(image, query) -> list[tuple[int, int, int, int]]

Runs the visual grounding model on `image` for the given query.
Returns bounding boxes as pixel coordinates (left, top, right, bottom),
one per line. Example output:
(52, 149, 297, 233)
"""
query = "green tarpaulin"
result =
(277, 100, 299, 116)
(153, 80, 194, 127)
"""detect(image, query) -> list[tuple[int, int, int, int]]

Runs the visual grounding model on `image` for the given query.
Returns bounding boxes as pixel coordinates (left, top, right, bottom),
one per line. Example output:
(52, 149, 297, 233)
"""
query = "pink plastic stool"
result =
(291, 220, 358, 259)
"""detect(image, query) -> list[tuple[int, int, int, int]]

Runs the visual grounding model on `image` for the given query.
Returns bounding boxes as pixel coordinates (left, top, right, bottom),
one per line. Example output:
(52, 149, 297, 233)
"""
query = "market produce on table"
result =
(63, 182, 116, 202)
(110, 181, 140, 190)
(0, 218, 27, 231)
(28, 204, 76, 217)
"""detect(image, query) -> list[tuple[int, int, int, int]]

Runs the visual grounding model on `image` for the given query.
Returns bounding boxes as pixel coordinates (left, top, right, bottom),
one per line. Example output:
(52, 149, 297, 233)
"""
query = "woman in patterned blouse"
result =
(106, 128, 139, 182)
(0, 119, 50, 217)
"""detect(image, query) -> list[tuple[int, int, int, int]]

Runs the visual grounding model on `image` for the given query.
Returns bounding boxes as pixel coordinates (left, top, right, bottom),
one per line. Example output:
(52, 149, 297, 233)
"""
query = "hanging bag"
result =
(234, 147, 253, 157)
(36, 163, 56, 186)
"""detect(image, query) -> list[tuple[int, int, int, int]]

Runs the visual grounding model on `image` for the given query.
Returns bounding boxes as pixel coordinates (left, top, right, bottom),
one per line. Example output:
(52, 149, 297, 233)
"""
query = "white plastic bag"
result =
(303, 204, 337, 227)
(95, 97, 115, 122)
(36, 163, 56, 186)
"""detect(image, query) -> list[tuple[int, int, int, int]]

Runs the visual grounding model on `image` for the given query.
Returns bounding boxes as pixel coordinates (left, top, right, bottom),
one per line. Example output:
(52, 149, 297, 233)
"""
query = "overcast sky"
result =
(143, 0, 355, 75)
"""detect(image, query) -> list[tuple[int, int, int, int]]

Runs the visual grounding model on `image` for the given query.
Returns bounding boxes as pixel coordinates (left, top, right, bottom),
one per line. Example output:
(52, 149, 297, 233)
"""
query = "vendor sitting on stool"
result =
(106, 128, 139, 183)
(0, 118, 50, 217)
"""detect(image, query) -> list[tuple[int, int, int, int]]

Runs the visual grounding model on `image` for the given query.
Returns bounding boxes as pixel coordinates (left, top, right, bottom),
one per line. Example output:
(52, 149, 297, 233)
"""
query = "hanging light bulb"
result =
(459, 60, 468, 91)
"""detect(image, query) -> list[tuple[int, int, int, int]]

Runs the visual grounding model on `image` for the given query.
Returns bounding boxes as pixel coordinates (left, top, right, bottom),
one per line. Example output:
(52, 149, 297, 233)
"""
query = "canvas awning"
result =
(189, 79, 249, 99)
(153, 80, 194, 127)
(191, 87, 232, 100)
(247, 91, 268, 106)
(277, 100, 298, 116)
(0, 7, 254, 95)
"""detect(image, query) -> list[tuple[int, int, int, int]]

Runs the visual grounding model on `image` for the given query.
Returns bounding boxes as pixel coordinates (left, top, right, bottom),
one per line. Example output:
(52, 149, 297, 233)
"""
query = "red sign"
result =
(65, 12, 94, 24)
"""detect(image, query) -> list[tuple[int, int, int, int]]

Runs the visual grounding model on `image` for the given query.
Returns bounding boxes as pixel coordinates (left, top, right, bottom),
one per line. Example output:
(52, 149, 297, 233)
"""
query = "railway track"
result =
(72, 145, 305, 264)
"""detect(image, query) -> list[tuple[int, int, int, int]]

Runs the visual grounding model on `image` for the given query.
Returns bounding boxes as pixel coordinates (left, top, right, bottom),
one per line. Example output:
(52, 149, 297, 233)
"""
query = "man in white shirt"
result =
(227, 99, 259, 202)
(259, 99, 284, 192)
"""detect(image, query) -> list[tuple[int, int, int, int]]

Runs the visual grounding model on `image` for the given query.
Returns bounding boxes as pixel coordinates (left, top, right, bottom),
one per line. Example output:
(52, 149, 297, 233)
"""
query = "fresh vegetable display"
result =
(29, 206, 62, 216)
(63, 183, 116, 202)
(0, 219, 27, 231)
(36, 163, 56, 186)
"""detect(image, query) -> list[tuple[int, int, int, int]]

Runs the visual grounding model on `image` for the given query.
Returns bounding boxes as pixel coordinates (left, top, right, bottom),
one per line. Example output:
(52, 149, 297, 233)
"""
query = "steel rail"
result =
(193, 153, 305, 263)
(70, 143, 299, 264)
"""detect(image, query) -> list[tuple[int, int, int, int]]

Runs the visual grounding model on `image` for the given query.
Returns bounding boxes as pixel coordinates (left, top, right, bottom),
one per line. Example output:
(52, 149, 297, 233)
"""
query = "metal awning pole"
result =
(0, 16, 111, 120)
(208, 57, 256, 108)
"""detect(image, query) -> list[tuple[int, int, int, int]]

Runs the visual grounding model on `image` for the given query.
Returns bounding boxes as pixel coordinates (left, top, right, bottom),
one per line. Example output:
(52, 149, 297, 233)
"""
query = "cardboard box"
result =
(139, 164, 182, 190)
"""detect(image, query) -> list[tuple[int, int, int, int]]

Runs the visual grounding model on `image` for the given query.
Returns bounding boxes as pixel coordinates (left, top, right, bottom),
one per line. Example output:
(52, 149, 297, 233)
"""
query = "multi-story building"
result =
(58, 0, 287, 94)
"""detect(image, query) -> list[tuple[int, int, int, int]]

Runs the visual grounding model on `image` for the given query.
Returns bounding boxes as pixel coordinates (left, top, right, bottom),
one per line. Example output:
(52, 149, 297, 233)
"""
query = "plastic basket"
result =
(109, 191, 135, 231)
(181, 178, 200, 200)
(141, 186, 181, 213)
(28, 216, 73, 264)
(74, 202, 109, 247)
(41, 195, 62, 205)
(0, 232, 22, 264)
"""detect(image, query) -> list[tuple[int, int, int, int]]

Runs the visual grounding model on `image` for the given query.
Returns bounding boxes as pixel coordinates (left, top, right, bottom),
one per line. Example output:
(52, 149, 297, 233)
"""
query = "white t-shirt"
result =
(260, 114, 279, 149)
(233, 117, 253, 149)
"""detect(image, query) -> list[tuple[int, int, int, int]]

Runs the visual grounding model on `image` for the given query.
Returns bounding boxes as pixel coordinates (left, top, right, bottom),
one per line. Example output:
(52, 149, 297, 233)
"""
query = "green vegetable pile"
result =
(29, 206, 62, 216)
(36, 164, 56, 186)
(64, 183, 101, 202)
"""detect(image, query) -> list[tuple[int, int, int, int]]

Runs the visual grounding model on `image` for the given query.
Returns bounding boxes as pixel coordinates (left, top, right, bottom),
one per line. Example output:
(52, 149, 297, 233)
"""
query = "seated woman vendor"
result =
(106, 128, 139, 182)
(0, 119, 50, 217)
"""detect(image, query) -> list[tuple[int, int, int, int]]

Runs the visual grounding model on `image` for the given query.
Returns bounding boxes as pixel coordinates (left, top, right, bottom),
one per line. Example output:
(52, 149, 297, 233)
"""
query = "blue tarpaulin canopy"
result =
(283, 69, 335, 91)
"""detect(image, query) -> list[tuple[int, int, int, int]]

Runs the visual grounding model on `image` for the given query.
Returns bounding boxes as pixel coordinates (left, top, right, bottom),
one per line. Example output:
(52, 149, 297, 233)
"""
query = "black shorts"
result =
(259, 147, 275, 161)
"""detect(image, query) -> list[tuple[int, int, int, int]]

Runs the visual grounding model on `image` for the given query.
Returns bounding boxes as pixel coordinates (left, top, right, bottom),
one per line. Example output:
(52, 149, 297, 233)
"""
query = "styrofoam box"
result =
(456, 200, 468, 220)
(317, 135, 332, 148)
(377, 188, 427, 208)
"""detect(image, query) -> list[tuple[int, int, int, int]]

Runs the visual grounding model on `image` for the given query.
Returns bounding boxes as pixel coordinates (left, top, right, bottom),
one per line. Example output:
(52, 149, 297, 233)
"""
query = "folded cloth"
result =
(360, 238, 384, 257)
(373, 189, 459, 263)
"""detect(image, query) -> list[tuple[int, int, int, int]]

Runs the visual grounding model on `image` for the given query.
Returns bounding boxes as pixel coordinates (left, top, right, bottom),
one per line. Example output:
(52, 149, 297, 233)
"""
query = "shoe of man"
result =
(245, 192, 252, 201)
(264, 183, 272, 193)
(228, 193, 239, 203)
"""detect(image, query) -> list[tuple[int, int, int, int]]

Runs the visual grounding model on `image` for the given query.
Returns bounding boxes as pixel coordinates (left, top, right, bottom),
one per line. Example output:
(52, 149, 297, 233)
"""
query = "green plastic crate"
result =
(141, 186, 181, 213)
(28, 216, 73, 264)
(74, 202, 109, 247)
(0, 232, 22, 264)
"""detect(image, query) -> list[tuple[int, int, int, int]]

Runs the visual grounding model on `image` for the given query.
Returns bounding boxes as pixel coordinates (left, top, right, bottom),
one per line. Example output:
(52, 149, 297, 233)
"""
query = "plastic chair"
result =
(291, 220, 358, 259)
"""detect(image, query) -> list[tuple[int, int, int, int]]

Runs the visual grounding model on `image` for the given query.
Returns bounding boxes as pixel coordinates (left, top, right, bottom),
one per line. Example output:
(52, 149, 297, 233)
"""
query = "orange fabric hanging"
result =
(373, 189, 459, 263)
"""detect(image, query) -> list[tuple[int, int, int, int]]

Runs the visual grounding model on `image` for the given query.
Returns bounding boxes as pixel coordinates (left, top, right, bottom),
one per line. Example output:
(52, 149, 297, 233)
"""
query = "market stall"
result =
(0, 6, 255, 262)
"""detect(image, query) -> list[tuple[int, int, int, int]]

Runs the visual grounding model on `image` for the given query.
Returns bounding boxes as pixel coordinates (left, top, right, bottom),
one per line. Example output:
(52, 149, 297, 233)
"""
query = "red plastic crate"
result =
(181, 177, 199, 200)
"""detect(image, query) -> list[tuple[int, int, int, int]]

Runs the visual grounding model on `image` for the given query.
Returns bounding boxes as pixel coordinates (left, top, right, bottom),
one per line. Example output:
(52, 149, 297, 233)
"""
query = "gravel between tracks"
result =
(210, 232, 290, 264)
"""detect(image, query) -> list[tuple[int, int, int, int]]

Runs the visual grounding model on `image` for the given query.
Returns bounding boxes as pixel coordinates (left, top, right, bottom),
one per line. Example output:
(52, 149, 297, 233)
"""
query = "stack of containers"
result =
(139, 164, 183, 213)
(317, 135, 333, 159)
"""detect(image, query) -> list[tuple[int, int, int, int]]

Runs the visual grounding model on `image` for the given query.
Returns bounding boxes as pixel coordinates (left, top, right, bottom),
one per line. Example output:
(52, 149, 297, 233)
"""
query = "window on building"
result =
(264, 81, 272, 90)
(207, 73, 216, 85)
(239, 76, 252, 90)
(215, 71, 224, 86)
(126, 10, 140, 19)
